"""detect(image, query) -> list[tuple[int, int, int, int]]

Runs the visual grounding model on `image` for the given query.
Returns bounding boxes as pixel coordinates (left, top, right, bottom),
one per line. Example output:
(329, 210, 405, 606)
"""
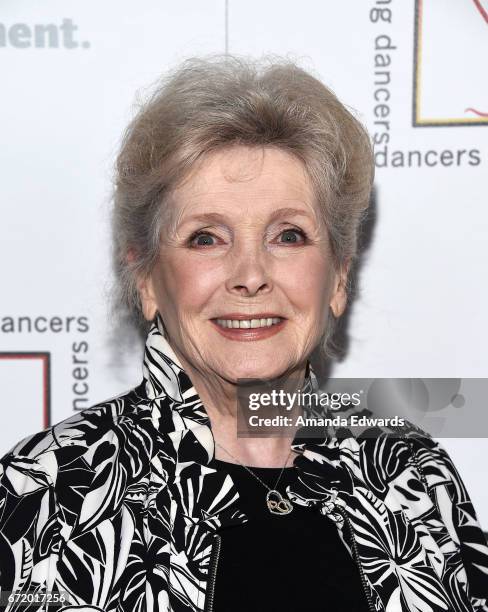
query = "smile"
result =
(210, 315, 286, 341)
(215, 317, 282, 329)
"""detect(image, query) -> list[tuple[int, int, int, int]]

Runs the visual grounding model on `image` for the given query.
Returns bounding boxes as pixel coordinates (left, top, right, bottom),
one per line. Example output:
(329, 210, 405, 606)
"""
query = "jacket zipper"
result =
(335, 506, 376, 612)
(203, 534, 222, 612)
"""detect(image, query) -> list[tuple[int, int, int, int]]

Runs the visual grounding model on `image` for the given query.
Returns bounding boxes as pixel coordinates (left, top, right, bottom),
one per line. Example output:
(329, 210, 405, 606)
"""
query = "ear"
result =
(138, 274, 158, 321)
(329, 259, 350, 318)
(127, 249, 158, 321)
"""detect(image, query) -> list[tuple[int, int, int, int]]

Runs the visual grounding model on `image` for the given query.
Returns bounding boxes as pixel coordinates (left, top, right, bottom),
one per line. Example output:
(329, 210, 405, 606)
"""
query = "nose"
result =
(224, 241, 273, 297)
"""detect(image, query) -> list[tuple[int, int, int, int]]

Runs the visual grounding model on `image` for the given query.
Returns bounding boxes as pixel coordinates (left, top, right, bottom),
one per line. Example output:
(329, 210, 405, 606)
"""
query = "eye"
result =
(188, 231, 218, 248)
(278, 228, 307, 244)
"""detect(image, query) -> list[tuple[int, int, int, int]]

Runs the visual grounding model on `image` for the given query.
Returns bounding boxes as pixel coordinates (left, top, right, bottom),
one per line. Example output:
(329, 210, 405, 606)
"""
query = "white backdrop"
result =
(1, 1, 487, 526)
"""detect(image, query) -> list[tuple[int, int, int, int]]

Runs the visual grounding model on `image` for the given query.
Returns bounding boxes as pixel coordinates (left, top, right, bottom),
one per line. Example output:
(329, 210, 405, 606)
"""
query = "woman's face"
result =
(139, 146, 348, 382)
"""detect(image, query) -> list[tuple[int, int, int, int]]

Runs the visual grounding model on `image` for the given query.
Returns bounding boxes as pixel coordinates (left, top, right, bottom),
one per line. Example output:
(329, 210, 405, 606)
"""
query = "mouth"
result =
(210, 313, 286, 341)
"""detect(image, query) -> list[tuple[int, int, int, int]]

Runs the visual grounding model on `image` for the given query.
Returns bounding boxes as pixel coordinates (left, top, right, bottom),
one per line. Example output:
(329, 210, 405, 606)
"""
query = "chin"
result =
(217, 359, 290, 384)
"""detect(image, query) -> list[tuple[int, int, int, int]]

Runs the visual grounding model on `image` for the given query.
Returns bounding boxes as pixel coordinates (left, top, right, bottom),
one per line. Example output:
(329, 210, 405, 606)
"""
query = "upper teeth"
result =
(216, 317, 282, 329)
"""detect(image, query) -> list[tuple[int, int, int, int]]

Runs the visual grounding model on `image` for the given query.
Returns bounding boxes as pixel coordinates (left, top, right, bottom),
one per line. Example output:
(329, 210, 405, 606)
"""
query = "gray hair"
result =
(111, 54, 374, 360)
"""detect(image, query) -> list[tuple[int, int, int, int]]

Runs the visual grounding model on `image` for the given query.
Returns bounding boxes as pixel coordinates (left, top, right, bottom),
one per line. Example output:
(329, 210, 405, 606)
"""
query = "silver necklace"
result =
(215, 442, 294, 515)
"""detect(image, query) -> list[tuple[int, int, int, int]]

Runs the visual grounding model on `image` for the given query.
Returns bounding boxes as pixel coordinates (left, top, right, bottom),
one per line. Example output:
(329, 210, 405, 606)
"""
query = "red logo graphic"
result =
(472, 0, 488, 24)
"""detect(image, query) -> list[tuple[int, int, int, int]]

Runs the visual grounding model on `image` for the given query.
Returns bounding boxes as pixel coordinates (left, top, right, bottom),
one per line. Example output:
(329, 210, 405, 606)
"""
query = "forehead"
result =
(170, 146, 317, 220)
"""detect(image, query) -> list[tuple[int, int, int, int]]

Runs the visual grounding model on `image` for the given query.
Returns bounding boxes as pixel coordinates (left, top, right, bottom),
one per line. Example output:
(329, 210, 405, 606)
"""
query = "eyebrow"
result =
(180, 207, 313, 226)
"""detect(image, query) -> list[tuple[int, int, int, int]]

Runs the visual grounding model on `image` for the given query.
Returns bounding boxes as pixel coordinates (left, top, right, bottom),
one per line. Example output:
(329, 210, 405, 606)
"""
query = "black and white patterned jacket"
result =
(1, 313, 488, 611)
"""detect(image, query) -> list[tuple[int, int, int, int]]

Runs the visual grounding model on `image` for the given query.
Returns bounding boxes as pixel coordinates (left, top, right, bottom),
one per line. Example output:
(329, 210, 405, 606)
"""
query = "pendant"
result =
(266, 490, 293, 515)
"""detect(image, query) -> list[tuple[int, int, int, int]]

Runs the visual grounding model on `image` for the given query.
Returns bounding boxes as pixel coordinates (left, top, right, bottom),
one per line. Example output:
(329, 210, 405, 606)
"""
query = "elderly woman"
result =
(1, 56, 487, 612)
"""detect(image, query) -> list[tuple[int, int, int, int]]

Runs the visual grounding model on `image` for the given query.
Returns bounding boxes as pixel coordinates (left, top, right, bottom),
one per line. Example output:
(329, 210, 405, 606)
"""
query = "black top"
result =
(211, 459, 370, 612)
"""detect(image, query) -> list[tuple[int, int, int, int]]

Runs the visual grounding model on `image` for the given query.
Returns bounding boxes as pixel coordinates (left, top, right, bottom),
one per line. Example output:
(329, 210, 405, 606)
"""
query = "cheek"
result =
(159, 255, 225, 313)
(279, 253, 330, 311)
